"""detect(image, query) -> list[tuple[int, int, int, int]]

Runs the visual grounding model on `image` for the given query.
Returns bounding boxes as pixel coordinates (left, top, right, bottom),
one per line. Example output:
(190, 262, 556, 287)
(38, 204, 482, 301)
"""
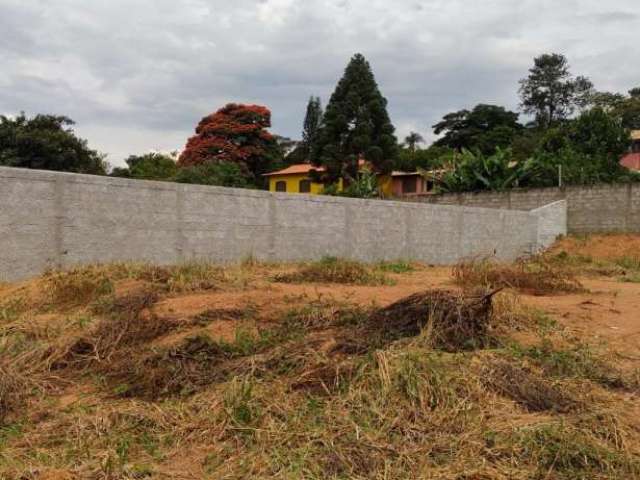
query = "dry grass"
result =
(366, 289, 499, 351)
(275, 256, 392, 285)
(1, 255, 639, 479)
(481, 358, 580, 412)
(453, 255, 584, 295)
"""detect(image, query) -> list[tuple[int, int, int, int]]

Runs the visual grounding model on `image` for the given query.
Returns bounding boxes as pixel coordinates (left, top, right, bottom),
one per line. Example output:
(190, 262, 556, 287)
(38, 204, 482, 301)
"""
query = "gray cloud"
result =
(1, 0, 638, 166)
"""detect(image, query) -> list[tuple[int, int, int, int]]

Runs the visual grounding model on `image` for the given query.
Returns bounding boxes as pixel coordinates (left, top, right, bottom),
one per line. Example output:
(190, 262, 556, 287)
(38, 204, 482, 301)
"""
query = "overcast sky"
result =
(1, 0, 638, 167)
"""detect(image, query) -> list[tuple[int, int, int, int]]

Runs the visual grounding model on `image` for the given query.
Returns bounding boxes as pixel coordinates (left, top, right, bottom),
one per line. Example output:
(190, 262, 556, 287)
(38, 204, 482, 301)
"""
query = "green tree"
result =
(0, 113, 106, 174)
(174, 161, 250, 188)
(432, 104, 523, 155)
(404, 131, 424, 152)
(519, 53, 594, 128)
(311, 53, 398, 182)
(110, 152, 178, 180)
(587, 88, 640, 129)
(299, 96, 323, 159)
(532, 107, 630, 185)
(394, 145, 453, 172)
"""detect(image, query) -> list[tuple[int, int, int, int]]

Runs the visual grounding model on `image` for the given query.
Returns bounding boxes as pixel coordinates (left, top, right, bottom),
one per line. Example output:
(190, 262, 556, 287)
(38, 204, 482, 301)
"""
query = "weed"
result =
(376, 260, 416, 273)
(482, 359, 579, 412)
(224, 376, 259, 428)
(454, 256, 584, 295)
(164, 262, 225, 292)
(509, 340, 631, 390)
(619, 272, 640, 283)
(275, 256, 392, 285)
(44, 268, 115, 308)
(614, 256, 640, 271)
(504, 422, 640, 477)
(0, 298, 25, 323)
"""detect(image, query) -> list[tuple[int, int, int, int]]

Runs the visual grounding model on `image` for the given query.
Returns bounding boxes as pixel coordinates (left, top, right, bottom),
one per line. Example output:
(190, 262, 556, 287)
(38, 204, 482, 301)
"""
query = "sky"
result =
(1, 0, 639, 167)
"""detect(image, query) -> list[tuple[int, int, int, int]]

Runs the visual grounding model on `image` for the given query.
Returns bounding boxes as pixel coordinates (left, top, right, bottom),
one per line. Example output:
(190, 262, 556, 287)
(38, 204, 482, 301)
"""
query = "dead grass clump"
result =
(453, 256, 584, 295)
(51, 289, 164, 369)
(0, 365, 29, 424)
(44, 268, 115, 308)
(275, 256, 391, 285)
(367, 289, 498, 351)
(290, 360, 358, 396)
(499, 422, 640, 478)
(515, 340, 635, 391)
(482, 359, 579, 413)
(113, 334, 248, 398)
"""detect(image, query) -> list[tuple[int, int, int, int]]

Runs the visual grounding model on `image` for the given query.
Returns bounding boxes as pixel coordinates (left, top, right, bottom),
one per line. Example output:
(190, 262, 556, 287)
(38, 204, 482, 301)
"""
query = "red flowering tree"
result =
(178, 103, 280, 182)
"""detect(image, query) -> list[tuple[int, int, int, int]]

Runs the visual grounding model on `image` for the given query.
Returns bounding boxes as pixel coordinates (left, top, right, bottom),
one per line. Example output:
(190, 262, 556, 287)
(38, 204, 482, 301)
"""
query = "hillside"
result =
(1, 240, 640, 479)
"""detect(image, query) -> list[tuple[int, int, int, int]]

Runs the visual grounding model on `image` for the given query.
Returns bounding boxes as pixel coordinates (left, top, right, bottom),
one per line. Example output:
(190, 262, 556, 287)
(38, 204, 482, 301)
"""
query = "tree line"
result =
(2, 52, 639, 193)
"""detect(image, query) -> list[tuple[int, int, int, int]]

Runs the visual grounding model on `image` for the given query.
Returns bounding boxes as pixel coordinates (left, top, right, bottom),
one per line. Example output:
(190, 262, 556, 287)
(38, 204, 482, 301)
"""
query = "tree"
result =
(519, 53, 594, 128)
(110, 152, 178, 180)
(404, 131, 424, 152)
(437, 149, 540, 192)
(432, 104, 523, 154)
(178, 104, 280, 184)
(311, 53, 398, 182)
(174, 161, 250, 188)
(0, 113, 107, 174)
(299, 96, 323, 159)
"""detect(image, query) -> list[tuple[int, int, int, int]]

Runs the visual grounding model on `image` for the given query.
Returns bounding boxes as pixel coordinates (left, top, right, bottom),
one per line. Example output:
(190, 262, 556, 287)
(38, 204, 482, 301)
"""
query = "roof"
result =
(263, 158, 370, 177)
(620, 153, 640, 171)
(263, 164, 325, 176)
(631, 130, 640, 141)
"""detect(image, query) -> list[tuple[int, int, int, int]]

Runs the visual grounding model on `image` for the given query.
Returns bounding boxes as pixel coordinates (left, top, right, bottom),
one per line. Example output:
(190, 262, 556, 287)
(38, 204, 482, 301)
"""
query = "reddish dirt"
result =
(147, 264, 639, 363)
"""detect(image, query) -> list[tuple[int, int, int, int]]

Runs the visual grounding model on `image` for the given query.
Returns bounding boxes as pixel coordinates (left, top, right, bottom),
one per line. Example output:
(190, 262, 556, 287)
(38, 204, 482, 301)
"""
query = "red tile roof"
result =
(263, 158, 369, 177)
(262, 164, 325, 176)
(620, 153, 640, 171)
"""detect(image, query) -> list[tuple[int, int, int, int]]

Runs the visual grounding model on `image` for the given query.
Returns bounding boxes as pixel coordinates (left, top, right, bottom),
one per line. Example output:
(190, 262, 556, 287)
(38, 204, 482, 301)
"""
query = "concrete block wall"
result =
(0, 167, 564, 281)
(411, 183, 640, 234)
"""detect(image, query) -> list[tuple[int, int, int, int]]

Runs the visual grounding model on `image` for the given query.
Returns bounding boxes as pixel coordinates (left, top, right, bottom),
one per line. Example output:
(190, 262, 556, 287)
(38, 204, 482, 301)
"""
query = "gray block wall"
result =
(0, 167, 565, 282)
(410, 183, 640, 234)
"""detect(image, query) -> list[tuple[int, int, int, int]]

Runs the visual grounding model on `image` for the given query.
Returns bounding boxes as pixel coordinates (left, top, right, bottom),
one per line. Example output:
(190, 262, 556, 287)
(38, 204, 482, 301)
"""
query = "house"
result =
(263, 163, 327, 194)
(264, 161, 440, 198)
(620, 130, 640, 171)
(388, 171, 437, 197)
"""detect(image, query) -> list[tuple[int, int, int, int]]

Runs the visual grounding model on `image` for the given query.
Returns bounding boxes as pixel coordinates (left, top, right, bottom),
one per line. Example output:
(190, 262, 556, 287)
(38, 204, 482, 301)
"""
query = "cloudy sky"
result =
(1, 0, 638, 167)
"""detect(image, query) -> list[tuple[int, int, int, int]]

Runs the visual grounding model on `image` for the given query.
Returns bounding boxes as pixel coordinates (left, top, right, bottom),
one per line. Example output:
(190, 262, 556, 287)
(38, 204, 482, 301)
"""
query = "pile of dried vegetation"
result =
(453, 255, 584, 295)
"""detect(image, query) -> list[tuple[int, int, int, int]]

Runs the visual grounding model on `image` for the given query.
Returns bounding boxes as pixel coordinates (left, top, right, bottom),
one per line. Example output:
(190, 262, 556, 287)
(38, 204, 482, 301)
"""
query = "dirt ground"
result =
(1, 234, 639, 479)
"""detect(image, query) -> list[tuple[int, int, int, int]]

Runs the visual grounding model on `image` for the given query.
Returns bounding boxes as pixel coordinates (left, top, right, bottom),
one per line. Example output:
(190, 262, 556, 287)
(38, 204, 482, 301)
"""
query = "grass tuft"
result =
(275, 256, 392, 285)
(453, 256, 584, 295)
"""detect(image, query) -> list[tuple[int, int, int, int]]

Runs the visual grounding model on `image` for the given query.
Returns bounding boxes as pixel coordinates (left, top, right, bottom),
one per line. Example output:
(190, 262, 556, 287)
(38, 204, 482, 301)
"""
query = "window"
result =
(275, 181, 286, 192)
(401, 176, 417, 194)
(299, 179, 311, 193)
(426, 180, 434, 192)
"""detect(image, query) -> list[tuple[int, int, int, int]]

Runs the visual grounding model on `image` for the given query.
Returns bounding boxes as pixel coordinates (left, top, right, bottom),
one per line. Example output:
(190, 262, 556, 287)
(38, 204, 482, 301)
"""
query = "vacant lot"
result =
(1, 237, 639, 479)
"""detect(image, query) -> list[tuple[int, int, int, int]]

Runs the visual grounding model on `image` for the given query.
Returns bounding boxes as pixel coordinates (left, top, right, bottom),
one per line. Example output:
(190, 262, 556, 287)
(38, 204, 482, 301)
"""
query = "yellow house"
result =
(264, 164, 327, 194)
(264, 161, 394, 197)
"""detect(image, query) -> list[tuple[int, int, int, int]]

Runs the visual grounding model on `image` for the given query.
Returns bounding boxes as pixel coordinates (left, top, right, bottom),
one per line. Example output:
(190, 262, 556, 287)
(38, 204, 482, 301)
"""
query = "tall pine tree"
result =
(312, 54, 398, 182)
(301, 96, 323, 158)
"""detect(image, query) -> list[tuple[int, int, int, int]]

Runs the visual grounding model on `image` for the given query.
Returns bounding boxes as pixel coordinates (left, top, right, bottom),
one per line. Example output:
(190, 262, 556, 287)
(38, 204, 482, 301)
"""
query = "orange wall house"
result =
(388, 171, 436, 197)
(620, 130, 640, 171)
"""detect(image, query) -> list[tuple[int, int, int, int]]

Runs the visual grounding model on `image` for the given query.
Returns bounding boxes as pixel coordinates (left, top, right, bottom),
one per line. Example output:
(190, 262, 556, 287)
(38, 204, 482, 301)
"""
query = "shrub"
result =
(453, 256, 583, 295)
(275, 257, 391, 285)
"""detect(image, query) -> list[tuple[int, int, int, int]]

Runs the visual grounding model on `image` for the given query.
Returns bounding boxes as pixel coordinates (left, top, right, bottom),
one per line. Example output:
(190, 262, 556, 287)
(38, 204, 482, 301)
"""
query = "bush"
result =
(453, 256, 584, 295)
(275, 257, 391, 285)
